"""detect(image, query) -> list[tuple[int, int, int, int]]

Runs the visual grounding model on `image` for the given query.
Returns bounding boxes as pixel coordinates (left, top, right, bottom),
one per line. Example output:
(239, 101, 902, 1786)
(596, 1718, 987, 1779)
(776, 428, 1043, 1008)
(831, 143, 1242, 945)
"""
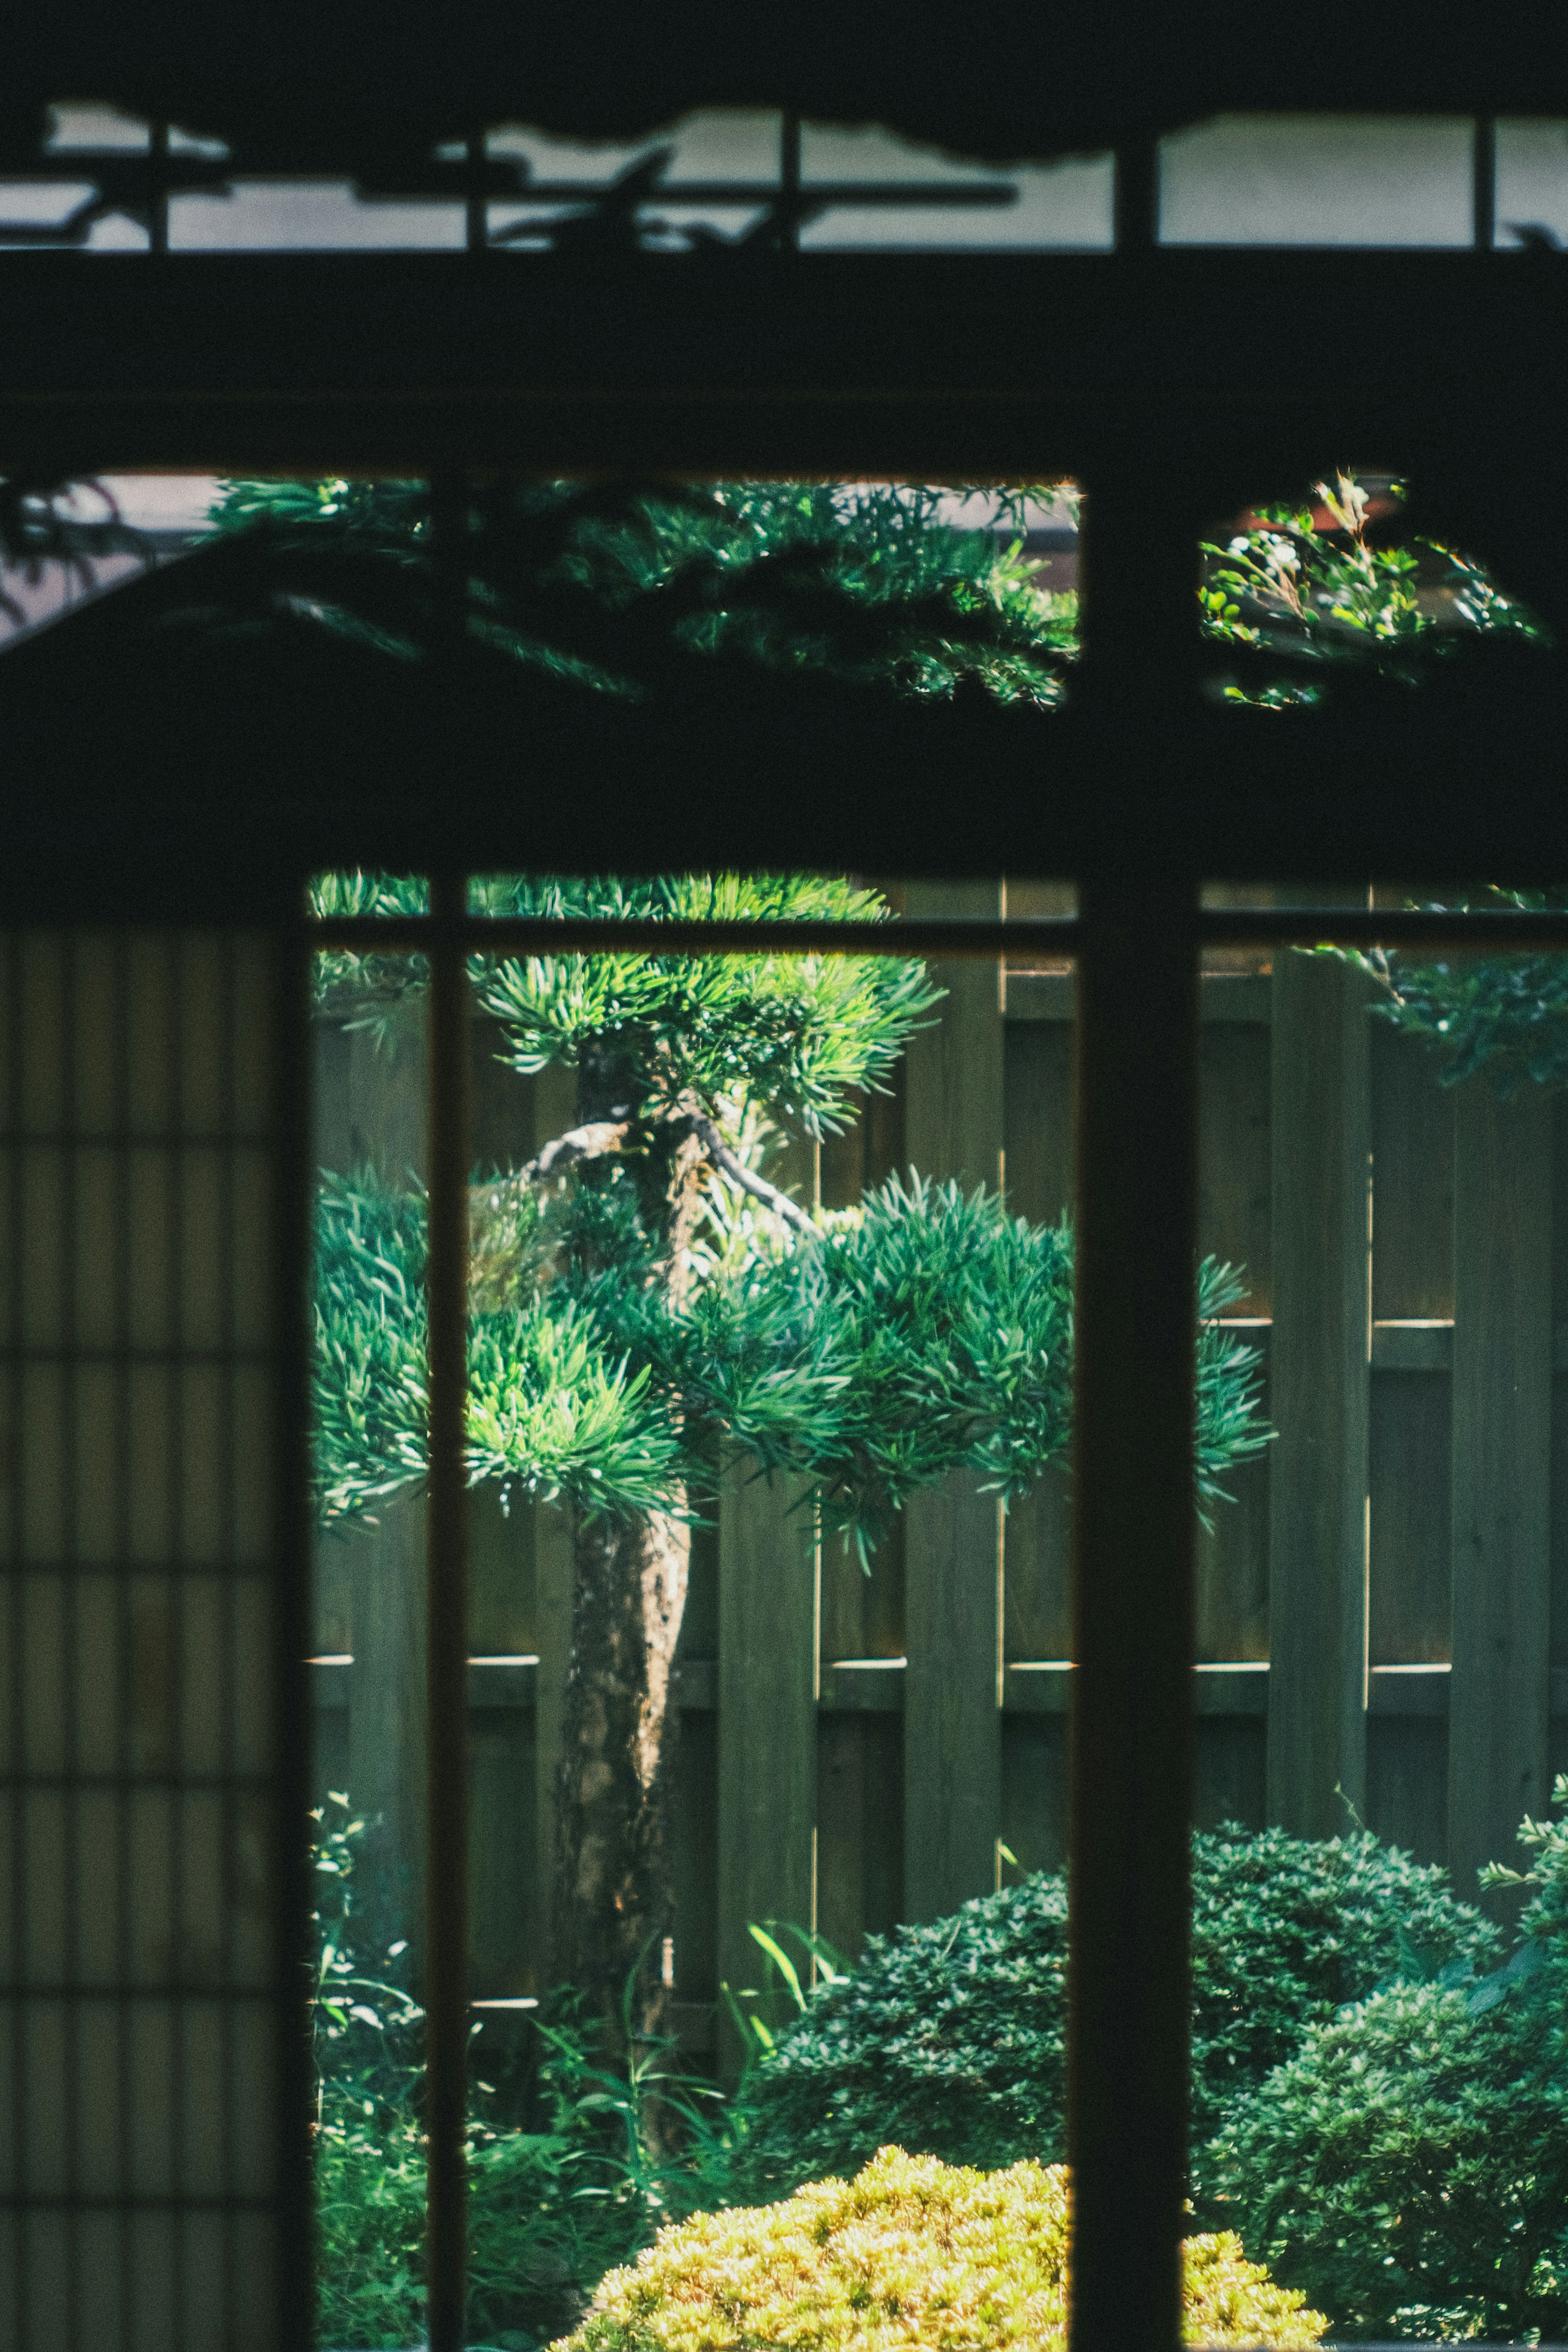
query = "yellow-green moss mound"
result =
(551, 2145, 1327, 2352)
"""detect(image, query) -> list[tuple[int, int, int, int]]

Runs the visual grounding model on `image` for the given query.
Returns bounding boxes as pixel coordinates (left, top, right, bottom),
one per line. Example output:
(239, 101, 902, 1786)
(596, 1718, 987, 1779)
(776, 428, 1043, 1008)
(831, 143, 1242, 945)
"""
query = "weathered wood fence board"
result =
(1449, 1078, 1552, 1906)
(900, 880, 1006, 1919)
(308, 901, 1568, 2064)
(1266, 950, 1371, 1837)
(717, 1464, 817, 2071)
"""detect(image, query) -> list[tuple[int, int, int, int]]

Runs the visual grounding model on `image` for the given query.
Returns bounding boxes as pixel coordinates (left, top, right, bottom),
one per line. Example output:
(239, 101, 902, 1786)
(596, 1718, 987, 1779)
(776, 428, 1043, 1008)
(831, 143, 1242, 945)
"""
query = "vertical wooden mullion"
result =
(1449, 1076, 1552, 1906)
(1266, 949, 1371, 1834)
(275, 909, 315, 2352)
(900, 880, 1004, 1921)
(1068, 874, 1198, 2352)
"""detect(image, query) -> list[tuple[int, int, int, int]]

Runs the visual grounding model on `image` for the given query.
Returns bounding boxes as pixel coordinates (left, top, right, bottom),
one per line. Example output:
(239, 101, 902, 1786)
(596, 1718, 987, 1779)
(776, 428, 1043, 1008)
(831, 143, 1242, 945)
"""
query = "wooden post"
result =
(716, 1463, 817, 2080)
(903, 1476, 1004, 1920)
(1449, 1076, 1552, 1907)
(900, 879, 1005, 1919)
(1068, 873, 1198, 2352)
(1266, 950, 1371, 1835)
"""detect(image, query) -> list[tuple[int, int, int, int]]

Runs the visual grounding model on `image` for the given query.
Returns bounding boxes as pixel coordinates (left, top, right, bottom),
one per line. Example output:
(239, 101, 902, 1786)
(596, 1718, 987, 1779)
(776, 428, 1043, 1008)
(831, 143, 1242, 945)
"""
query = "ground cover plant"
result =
(555, 2145, 1326, 2352)
(312, 1799, 736, 2348)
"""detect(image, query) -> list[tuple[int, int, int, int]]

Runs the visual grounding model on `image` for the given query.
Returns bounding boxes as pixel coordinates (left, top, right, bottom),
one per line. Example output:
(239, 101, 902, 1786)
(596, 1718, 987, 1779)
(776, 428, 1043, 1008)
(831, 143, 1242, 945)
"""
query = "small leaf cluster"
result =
(727, 1827, 1494, 2205)
(557, 2144, 1324, 2352)
(1201, 473, 1546, 708)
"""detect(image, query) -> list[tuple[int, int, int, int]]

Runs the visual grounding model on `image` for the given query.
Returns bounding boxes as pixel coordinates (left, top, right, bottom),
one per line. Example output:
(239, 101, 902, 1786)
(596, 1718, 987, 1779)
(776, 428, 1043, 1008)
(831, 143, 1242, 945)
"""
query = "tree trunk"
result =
(550, 1500, 690, 2053)
(546, 1056, 703, 2067)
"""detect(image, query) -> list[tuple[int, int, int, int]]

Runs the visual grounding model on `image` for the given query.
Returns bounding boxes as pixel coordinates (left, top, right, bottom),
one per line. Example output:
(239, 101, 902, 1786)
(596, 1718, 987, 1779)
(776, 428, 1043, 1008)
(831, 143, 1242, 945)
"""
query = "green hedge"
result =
(730, 1826, 1497, 2204)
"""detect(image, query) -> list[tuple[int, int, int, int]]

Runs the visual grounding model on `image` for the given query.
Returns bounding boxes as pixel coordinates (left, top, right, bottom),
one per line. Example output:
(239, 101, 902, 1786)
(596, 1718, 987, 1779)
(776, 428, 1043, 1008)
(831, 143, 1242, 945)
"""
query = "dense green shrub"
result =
(557, 2145, 1326, 2352)
(1206, 1982, 1568, 2341)
(1187, 1823, 1498, 2155)
(1206, 1778, 1568, 2340)
(729, 1826, 1497, 2202)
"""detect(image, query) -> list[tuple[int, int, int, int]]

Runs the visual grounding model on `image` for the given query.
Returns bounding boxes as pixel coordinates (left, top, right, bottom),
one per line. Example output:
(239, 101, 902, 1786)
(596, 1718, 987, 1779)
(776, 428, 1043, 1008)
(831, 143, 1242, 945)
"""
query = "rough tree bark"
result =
(551, 1500, 691, 2049)
(547, 1053, 706, 2058)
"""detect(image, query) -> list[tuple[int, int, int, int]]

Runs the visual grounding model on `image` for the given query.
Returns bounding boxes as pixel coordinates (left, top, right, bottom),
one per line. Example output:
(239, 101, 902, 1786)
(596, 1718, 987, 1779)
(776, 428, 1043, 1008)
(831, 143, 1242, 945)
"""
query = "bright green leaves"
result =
(1201, 472, 1546, 708)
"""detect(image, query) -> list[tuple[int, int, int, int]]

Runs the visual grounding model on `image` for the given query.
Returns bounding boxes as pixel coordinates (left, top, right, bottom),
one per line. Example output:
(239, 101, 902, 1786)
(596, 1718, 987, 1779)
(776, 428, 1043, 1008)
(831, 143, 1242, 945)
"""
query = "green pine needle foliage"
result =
(212, 475, 1078, 706)
(313, 1173, 686, 1523)
(474, 871, 941, 1134)
(312, 1164, 1270, 1552)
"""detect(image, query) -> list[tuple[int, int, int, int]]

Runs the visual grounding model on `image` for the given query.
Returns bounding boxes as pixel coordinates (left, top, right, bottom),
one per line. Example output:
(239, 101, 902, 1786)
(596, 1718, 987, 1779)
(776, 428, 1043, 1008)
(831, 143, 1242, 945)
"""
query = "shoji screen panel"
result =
(0, 932, 296, 2352)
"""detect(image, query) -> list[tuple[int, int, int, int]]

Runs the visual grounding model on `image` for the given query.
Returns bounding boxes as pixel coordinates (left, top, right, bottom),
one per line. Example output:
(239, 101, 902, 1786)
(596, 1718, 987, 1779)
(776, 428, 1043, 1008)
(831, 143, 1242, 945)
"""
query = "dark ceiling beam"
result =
(1, 250, 1565, 480)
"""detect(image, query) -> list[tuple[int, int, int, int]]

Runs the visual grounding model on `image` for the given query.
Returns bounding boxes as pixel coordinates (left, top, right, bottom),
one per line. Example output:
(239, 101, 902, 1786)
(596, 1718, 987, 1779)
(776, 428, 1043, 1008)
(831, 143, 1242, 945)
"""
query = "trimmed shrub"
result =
(1206, 1980, 1568, 2341)
(553, 2145, 1327, 2352)
(730, 1826, 1497, 2201)
(1207, 1783, 1568, 2340)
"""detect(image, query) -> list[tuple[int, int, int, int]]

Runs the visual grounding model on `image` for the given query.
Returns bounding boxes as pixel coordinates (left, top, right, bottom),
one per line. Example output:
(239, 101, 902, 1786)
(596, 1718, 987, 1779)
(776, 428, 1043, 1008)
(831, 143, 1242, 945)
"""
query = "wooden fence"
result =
(307, 886, 1568, 2068)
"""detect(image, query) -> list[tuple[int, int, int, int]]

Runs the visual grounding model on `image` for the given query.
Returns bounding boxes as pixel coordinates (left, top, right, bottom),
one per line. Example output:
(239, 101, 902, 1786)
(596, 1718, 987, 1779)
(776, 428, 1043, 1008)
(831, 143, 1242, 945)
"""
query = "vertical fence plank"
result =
(345, 1502, 428, 1960)
(1266, 953, 1371, 1835)
(904, 1479, 1003, 1919)
(529, 1062, 579, 1986)
(902, 880, 1004, 1917)
(717, 1463, 817, 2079)
(1450, 1077, 1552, 1908)
(1002, 1011, 1074, 1672)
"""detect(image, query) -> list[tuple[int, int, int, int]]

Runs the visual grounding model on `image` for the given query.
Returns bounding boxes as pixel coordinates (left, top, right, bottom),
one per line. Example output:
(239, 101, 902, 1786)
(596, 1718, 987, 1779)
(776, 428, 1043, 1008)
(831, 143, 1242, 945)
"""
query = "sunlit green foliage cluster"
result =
(305, 869, 936, 1108)
(474, 872, 940, 1131)
(1201, 472, 1545, 707)
(558, 2145, 1325, 2352)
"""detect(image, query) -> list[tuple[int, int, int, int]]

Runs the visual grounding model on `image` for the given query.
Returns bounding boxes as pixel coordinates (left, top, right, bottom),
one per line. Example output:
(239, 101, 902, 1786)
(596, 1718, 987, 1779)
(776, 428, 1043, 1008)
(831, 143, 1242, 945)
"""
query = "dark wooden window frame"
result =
(6, 122, 1568, 2352)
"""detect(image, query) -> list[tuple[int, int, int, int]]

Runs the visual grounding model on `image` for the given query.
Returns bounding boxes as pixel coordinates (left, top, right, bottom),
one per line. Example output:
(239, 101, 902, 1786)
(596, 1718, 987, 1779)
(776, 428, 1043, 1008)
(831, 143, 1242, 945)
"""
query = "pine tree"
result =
(255, 478, 1270, 2046)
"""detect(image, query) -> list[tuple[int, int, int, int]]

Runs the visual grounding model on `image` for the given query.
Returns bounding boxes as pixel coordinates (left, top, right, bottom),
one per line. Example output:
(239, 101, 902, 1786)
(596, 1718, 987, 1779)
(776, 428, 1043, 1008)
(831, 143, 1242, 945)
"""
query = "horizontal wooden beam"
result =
(1, 249, 1566, 480)
(1007, 973, 1270, 1022)
(312, 1650, 1568, 1718)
